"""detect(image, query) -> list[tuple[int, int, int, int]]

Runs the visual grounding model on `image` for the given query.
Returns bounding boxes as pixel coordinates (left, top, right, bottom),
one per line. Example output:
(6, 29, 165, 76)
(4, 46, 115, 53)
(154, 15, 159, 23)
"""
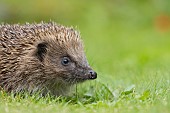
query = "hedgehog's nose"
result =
(88, 70, 97, 79)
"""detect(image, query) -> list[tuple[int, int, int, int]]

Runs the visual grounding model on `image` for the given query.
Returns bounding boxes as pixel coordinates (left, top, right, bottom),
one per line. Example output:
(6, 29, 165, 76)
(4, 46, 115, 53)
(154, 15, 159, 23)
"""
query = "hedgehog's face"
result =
(34, 38, 97, 84)
(56, 55, 97, 84)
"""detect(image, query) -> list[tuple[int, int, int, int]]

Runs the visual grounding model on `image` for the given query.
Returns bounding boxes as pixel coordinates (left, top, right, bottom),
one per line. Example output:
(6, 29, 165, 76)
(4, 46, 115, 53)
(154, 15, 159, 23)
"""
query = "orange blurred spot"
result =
(155, 14, 170, 32)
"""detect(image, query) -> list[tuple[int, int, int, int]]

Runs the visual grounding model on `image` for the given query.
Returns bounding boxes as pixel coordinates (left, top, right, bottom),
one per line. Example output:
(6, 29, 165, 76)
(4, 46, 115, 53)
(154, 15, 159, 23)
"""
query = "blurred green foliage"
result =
(0, 0, 170, 26)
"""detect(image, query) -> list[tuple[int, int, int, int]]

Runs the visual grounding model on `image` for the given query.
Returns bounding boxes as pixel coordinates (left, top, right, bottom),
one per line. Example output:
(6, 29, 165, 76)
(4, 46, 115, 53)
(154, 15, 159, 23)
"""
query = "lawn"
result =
(0, 0, 170, 113)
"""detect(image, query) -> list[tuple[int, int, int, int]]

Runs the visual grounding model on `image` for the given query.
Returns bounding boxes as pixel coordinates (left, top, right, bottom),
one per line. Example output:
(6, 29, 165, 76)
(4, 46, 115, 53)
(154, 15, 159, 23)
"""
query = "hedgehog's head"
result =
(34, 27, 97, 85)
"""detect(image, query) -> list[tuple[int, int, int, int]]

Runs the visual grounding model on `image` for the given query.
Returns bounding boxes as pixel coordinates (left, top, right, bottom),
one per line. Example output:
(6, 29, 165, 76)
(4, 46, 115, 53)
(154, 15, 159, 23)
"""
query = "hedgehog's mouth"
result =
(62, 70, 97, 84)
(63, 77, 87, 84)
(62, 77, 90, 84)
(61, 69, 97, 84)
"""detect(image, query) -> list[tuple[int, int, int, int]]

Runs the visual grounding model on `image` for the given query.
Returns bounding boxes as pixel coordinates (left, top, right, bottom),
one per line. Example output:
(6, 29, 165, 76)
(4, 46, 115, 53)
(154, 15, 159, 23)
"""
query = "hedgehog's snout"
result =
(88, 70, 97, 79)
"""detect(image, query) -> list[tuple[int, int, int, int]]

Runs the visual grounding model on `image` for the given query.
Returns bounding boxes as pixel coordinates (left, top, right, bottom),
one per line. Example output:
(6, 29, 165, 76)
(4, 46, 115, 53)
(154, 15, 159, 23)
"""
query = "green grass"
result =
(0, 0, 170, 113)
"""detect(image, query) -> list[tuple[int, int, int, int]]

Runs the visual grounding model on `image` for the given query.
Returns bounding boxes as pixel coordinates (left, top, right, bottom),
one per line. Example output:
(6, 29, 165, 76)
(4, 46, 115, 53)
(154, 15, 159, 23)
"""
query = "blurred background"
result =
(0, 0, 170, 86)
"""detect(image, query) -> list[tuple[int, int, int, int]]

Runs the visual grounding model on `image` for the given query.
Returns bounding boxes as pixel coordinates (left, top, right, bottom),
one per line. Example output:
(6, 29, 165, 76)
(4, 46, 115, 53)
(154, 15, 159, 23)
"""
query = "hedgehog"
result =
(0, 22, 97, 96)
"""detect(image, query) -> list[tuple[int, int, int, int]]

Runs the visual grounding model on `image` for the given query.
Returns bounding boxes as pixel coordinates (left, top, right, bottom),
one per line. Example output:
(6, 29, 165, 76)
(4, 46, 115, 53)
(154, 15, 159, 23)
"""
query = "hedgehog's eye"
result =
(61, 57, 71, 66)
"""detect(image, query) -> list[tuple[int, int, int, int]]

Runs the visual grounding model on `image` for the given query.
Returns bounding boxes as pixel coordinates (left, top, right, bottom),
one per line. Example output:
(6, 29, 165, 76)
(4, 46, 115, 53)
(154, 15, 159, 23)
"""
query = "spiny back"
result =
(0, 22, 84, 59)
(0, 22, 81, 47)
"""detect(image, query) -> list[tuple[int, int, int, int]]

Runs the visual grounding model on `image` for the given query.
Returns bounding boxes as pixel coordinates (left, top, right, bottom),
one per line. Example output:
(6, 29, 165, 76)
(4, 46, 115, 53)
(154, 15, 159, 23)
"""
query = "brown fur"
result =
(0, 22, 97, 96)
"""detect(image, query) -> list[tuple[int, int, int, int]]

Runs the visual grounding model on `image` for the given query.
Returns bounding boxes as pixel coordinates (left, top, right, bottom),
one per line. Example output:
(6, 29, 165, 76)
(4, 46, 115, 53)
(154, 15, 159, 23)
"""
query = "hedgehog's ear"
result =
(35, 42, 48, 62)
